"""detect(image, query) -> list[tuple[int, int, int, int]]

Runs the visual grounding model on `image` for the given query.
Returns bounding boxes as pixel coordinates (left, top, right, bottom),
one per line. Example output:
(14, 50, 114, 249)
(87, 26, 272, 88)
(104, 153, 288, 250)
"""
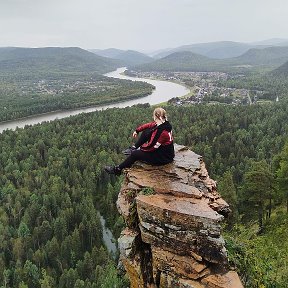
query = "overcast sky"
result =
(0, 0, 287, 52)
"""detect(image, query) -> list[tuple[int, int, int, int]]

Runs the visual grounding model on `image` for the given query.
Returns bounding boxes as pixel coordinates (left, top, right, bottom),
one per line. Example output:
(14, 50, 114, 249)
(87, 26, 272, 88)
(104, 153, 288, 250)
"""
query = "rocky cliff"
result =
(117, 144, 243, 288)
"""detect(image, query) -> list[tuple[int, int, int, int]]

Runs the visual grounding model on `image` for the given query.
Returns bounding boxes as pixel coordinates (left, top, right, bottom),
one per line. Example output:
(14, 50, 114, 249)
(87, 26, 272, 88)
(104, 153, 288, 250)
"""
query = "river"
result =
(98, 212, 118, 257)
(0, 67, 189, 133)
(0, 67, 189, 254)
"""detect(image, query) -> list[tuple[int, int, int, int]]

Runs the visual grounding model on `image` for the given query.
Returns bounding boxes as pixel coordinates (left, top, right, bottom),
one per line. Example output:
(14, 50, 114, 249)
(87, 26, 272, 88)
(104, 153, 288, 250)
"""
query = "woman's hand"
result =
(132, 131, 138, 138)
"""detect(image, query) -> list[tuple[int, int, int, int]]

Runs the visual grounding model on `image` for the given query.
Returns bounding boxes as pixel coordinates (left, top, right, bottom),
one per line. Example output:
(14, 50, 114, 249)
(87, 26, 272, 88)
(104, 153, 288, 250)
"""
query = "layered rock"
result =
(117, 144, 243, 288)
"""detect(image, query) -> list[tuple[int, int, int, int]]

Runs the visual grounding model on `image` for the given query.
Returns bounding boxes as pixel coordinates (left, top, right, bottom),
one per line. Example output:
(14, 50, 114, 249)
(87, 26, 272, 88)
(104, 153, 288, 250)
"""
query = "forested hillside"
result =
(131, 46, 288, 73)
(272, 60, 288, 76)
(0, 47, 122, 74)
(229, 46, 288, 67)
(132, 51, 222, 72)
(0, 47, 154, 122)
(1, 102, 288, 287)
(0, 74, 153, 122)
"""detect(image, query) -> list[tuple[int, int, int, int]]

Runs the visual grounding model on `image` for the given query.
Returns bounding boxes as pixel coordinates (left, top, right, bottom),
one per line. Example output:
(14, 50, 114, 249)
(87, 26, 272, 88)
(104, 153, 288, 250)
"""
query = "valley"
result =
(1, 40, 288, 288)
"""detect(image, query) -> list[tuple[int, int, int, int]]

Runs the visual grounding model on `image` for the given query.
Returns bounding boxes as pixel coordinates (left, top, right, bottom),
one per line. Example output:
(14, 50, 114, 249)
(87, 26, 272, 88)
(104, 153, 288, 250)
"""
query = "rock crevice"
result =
(117, 144, 243, 288)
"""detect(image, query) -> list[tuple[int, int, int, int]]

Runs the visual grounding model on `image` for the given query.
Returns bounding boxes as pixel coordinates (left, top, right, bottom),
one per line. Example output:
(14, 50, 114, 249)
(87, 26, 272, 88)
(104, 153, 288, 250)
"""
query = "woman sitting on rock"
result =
(105, 107, 175, 175)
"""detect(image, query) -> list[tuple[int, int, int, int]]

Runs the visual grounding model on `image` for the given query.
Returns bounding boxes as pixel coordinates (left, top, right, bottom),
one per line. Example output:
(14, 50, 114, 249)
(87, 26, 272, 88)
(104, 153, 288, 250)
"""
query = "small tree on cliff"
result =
(276, 141, 288, 212)
(240, 160, 273, 233)
(218, 170, 238, 227)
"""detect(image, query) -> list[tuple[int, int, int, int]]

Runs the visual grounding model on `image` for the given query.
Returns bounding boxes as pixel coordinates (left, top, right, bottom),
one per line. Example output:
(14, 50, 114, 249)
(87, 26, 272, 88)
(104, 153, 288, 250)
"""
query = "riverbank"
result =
(0, 67, 189, 132)
(0, 90, 152, 126)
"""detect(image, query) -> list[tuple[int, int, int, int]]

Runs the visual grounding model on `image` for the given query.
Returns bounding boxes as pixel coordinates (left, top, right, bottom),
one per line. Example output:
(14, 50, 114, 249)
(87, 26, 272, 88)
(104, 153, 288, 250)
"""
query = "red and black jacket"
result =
(136, 120, 175, 164)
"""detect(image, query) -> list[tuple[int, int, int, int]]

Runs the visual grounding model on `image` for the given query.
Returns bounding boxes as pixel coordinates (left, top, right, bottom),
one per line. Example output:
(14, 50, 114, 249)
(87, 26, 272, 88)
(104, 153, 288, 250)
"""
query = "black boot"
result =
(104, 165, 122, 176)
(122, 146, 137, 155)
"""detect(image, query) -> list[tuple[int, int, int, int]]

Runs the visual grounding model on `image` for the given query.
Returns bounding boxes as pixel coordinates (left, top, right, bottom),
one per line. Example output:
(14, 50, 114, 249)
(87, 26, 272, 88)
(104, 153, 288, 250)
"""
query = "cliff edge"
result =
(117, 144, 243, 288)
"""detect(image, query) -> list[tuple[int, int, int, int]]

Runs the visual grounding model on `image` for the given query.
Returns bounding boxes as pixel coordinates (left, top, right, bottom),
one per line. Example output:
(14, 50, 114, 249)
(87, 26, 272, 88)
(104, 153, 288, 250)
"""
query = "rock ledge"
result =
(117, 144, 243, 288)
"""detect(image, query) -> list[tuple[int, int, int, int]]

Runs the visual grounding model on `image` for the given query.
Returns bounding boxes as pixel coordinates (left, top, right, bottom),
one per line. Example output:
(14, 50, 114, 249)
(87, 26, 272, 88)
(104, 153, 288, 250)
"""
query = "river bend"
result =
(0, 67, 189, 133)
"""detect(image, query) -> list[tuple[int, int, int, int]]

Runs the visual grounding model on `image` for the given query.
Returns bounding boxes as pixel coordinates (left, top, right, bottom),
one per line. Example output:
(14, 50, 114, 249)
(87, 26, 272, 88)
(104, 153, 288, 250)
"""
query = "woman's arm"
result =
(135, 121, 156, 133)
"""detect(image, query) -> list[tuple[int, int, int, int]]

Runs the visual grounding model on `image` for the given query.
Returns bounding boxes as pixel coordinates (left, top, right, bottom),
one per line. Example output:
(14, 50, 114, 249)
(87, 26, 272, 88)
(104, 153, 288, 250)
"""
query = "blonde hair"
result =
(153, 107, 167, 121)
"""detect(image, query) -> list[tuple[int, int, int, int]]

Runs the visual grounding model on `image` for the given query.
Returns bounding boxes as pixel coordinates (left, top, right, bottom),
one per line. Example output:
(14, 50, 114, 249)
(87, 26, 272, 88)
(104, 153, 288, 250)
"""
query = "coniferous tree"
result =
(276, 141, 288, 212)
(218, 170, 238, 226)
(240, 160, 273, 232)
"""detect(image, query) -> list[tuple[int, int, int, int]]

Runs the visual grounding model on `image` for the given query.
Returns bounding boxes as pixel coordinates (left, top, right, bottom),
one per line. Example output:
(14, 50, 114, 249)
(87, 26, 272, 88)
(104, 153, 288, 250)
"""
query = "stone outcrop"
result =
(117, 144, 243, 288)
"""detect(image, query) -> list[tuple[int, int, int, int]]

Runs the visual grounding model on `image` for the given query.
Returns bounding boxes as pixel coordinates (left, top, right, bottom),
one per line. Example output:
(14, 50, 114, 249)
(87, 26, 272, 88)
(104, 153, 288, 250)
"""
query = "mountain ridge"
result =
(152, 39, 288, 59)
(89, 48, 154, 66)
(0, 47, 123, 74)
(130, 46, 288, 72)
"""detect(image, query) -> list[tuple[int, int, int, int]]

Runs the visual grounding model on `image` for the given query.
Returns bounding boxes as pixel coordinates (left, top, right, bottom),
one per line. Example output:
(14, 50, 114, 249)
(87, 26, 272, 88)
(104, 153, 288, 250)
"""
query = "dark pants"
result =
(134, 128, 152, 149)
(119, 129, 159, 170)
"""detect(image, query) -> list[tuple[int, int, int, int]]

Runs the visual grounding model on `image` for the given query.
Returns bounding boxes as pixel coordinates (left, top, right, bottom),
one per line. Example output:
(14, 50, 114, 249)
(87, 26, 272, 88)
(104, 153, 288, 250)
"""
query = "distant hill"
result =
(229, 46, 288, 67)
(89, 48, 125, 58)
(90, 48, 153, 66)
(131, 51, 222, 72)
(153, 40, 288, 60)
(153, 41, 258, 59)
(271, 60, 288, 76)
(131, 46, 288, 73)
(0, 47, 155, 122)
(0, 47, 122, 75)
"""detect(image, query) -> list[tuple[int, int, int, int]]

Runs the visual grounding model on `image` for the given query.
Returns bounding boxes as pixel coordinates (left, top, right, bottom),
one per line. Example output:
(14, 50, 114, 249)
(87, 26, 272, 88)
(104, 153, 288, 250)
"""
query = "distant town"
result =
(19, 78, 114, 97)
(126, 70, 274, 106)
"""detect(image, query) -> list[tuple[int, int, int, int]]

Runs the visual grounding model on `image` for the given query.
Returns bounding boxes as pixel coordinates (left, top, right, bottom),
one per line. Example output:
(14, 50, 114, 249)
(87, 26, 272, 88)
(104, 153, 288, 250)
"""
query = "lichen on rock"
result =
(117, 144, 243, 288)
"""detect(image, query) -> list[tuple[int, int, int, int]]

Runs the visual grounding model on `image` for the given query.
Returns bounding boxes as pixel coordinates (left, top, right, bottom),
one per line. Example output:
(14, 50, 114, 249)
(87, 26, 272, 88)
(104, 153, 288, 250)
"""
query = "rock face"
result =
(117, 144, 243, 288)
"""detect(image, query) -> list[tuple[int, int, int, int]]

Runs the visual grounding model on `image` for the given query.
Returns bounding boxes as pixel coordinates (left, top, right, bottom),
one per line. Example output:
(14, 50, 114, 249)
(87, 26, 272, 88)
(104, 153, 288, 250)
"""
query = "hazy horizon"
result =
(1, 0, 288, 52)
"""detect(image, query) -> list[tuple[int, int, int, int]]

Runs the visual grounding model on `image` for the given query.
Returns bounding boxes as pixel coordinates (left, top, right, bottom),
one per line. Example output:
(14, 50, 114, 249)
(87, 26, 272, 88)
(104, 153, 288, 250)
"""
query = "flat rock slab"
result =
(136, 194, 224, 226)
(126, 167, 203, 198)
(173, 144, 202, 169)
(136, 194, 227, 263)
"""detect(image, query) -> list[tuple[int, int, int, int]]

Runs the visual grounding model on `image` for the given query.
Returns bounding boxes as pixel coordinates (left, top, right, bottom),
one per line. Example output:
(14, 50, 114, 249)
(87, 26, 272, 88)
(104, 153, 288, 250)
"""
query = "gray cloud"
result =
(0, 0, 287, 51)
